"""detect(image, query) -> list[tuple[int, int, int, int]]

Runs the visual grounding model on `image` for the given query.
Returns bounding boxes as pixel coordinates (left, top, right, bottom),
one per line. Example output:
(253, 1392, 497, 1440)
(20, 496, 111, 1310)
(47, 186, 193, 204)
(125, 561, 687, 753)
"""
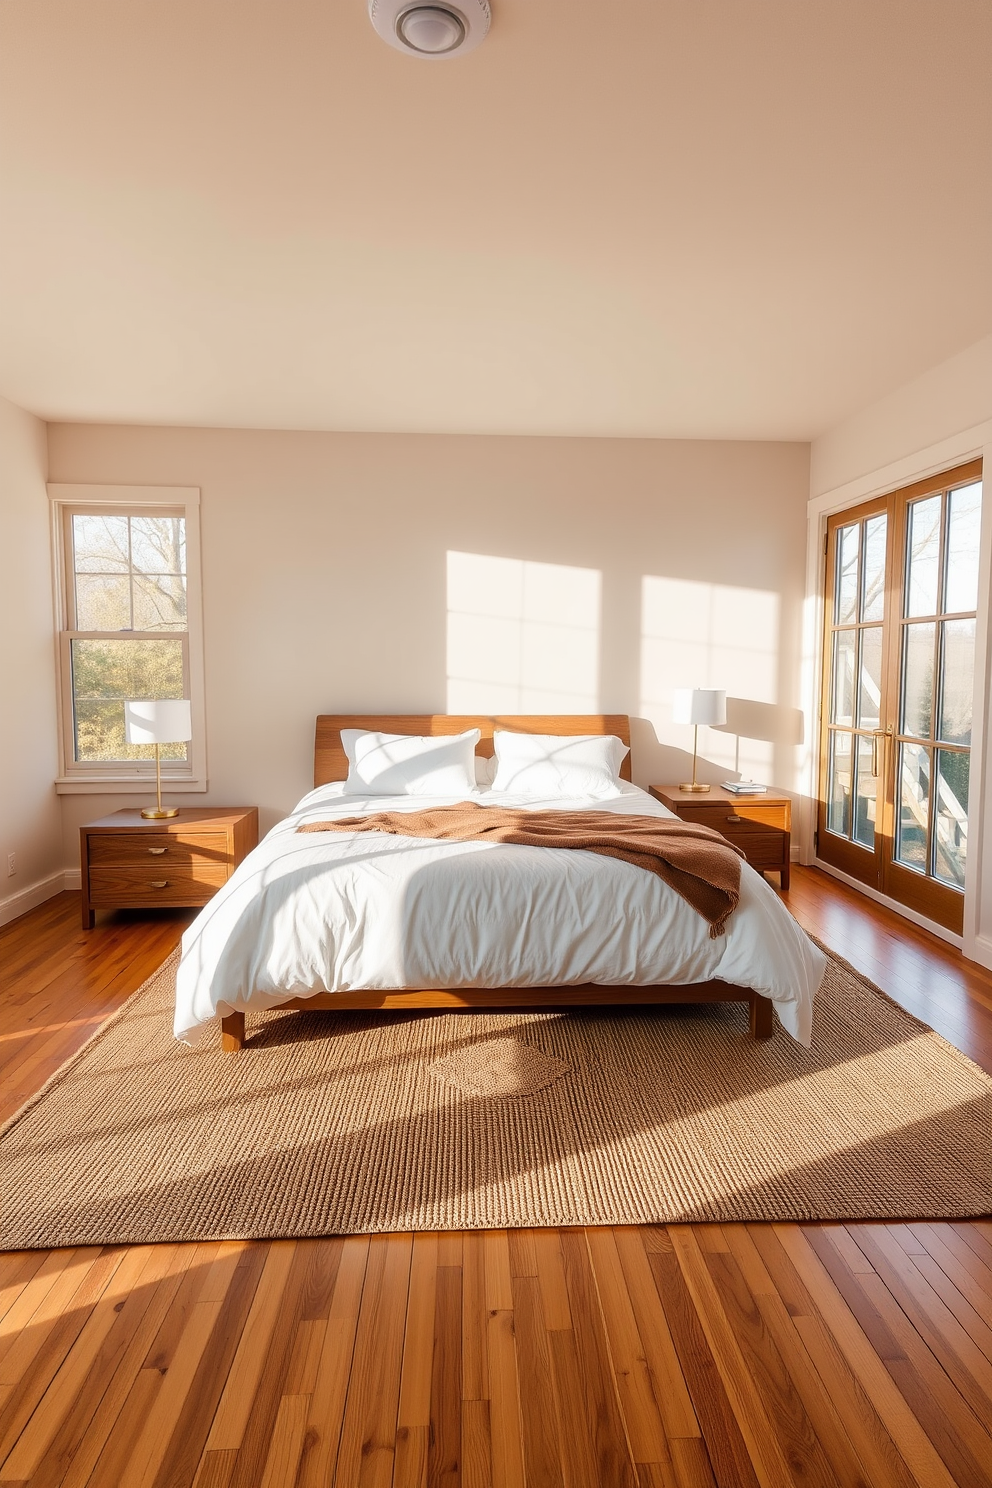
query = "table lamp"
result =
(124, 699, 192, 819)
(673, 688, 726, 792)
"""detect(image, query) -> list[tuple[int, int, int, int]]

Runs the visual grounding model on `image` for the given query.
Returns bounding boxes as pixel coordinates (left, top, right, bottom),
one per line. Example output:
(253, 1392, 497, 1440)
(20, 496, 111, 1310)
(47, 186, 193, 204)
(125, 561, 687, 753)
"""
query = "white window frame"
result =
(50, 484, 207, 794)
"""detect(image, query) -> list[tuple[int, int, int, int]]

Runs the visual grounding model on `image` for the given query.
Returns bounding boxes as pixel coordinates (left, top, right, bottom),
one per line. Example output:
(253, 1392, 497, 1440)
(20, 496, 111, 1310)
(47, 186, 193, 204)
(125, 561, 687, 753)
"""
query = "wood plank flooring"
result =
(1, 870, 991, 1487)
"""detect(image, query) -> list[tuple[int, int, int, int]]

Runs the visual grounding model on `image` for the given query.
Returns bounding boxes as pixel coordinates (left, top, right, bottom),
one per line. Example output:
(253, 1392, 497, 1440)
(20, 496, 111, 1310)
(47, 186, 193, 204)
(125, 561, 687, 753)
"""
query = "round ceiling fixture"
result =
(369, 0, 490, 60)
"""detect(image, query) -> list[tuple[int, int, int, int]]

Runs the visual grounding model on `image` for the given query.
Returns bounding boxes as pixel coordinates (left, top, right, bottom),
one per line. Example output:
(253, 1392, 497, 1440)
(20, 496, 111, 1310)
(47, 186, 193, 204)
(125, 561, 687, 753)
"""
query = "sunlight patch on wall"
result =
(447, 551, 601, 712)
(641, 576, 780, 779)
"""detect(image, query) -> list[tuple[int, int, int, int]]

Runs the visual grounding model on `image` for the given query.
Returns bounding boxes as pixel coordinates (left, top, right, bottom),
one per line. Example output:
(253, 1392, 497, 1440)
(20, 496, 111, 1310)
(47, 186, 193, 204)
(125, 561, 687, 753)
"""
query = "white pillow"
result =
(491, 731, 628, 798)
(342, 728, 480, 796)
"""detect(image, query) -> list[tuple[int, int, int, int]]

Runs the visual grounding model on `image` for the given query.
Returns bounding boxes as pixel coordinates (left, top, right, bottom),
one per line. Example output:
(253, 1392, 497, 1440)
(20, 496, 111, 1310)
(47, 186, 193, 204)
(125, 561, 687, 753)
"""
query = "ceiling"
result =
(0, 1, 990, 440)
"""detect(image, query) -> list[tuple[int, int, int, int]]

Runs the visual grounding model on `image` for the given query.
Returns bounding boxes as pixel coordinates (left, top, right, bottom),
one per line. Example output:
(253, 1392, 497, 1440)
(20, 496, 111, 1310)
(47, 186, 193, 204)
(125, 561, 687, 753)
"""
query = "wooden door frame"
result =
(804, 436, 991, 955)
(818, 461, 981, 934)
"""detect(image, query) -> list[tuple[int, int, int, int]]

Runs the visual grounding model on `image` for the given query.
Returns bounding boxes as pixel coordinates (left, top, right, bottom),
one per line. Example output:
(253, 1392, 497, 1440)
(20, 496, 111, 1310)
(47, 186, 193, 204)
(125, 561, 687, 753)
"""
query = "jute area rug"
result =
(3, 947, 991, 1247)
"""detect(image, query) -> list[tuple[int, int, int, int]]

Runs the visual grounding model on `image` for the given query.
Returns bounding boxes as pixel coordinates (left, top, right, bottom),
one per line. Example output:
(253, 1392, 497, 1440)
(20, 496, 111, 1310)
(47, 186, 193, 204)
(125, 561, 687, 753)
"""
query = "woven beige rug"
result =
(3, 948, 991, 1246)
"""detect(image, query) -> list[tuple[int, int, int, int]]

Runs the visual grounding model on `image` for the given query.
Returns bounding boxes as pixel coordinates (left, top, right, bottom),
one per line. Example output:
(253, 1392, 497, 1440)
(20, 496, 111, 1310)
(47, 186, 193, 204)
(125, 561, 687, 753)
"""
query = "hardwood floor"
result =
(1, 870, 991, 1487)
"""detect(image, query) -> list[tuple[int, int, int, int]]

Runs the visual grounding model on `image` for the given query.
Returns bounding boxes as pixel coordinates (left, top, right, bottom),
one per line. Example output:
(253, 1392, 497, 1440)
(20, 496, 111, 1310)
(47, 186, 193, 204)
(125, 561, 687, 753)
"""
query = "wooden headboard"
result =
(314, 714, 632, 787)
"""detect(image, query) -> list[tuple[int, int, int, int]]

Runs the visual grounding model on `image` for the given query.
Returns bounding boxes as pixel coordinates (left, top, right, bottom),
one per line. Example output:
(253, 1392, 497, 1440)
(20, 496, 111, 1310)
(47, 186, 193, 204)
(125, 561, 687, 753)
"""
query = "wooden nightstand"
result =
(649, 785, 792, 889)
(80, 807, 259, 929)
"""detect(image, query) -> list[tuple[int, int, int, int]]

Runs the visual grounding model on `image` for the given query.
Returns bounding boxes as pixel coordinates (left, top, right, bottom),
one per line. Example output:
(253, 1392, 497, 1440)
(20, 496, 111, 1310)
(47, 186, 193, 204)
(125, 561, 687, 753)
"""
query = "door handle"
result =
(871, 729, 892, 778)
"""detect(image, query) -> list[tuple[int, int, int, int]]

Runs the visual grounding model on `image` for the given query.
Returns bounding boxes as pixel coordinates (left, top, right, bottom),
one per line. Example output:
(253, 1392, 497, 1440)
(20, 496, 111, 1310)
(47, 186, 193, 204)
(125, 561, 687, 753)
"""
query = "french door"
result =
(818, 460, 982, 933)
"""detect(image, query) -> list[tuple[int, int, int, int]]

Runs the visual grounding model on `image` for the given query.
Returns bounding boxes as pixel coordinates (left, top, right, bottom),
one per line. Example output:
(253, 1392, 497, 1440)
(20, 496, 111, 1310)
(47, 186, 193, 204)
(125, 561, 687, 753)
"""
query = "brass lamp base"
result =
(141, 744, 180, 819)
(679, 723, 711, 792)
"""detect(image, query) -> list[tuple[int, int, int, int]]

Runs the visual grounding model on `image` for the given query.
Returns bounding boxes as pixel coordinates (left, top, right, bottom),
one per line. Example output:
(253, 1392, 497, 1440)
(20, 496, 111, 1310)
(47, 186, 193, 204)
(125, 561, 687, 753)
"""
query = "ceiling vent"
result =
(369, 1, 490, 60)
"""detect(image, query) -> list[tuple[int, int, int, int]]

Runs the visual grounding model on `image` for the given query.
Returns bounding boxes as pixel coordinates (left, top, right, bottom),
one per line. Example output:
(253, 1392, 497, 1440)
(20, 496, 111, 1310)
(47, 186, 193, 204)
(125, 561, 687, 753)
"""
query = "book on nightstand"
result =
(720, 781, 768, 794)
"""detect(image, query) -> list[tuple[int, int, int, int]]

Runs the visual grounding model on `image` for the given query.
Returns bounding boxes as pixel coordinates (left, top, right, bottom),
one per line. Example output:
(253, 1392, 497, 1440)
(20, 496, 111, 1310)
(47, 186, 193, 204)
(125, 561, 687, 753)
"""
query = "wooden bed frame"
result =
(220, 714, 774, 1049)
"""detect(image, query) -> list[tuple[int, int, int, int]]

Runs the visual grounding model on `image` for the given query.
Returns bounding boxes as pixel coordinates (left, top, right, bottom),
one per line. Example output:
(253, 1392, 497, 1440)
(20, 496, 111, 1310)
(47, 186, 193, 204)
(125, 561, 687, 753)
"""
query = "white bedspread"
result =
(174, 782, 825, 1046)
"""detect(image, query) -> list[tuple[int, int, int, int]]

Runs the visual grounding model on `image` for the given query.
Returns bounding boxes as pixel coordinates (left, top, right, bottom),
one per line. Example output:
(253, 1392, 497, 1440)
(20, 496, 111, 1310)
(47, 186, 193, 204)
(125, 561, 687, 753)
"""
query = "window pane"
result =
(861, 514, 886, 621)
(71, 638, 186, 762)
(901, 622, 934, 738)
(934, 751, 969, 889)
(854, 734, 877, 848)
(133, 573, 187, 631)
(827, 732, 852, 837)
(938, 618, 975, 746)
(835, 524, 859, 624)
(905, 495, 941, 616)
(896, 742, 930, 873)
(72, 514, 129, 574)
(831, 630, 856, 726)
(75, 574, 131, 631)
(857, 626, 882, 729)
(130, 516, 186, 577)
(944, 481, 981, 614)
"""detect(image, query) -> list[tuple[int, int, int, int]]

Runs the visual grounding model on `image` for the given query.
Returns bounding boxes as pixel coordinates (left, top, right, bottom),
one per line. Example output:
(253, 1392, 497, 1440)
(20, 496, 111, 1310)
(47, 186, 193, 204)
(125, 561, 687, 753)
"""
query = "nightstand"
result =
(649, 785, 792, 889)
(80, 807, 259, 929)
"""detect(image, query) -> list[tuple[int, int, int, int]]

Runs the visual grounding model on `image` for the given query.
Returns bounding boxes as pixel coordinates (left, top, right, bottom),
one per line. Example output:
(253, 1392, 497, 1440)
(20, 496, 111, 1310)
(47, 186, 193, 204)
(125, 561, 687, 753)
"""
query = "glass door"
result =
(818, 460, 982, 934)
(819, 495, 892, 889)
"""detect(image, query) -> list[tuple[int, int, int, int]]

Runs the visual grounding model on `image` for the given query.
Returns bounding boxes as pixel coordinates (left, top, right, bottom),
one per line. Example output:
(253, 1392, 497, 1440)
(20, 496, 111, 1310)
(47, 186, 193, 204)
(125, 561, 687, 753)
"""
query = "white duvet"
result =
(174, 781, 825, 1046)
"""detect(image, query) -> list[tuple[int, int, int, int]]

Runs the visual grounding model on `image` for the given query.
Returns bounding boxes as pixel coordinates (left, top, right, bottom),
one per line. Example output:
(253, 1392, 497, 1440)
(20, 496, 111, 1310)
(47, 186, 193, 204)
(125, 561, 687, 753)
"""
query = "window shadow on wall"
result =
(446, 551, 602, 714)
(442, 551, 805, 794)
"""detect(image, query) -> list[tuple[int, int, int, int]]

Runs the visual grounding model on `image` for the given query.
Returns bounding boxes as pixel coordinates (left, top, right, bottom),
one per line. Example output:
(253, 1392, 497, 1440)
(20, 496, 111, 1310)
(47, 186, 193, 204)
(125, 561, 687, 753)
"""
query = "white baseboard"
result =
(970, 935, 992, 971)
(0, 871, 70, 928)
(64, 869, 81, 890)
(812, 858, 964, 950)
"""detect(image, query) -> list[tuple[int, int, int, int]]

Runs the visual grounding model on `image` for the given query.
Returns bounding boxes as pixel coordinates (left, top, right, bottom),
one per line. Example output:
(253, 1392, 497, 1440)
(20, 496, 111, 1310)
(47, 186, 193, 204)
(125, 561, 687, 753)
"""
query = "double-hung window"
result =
(51, 485, 206, 792)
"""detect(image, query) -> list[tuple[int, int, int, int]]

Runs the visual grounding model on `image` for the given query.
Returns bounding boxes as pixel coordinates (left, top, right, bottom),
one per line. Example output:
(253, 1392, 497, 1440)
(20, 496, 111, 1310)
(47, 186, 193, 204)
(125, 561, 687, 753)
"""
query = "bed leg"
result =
(750, 995, 774, 1040)
(221, 1011, 245, 1051)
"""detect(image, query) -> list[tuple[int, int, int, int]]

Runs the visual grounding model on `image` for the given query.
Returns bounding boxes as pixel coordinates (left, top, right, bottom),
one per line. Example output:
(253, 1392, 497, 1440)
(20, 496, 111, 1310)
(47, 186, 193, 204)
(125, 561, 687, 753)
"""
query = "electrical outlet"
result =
(6, 853, 15, 876)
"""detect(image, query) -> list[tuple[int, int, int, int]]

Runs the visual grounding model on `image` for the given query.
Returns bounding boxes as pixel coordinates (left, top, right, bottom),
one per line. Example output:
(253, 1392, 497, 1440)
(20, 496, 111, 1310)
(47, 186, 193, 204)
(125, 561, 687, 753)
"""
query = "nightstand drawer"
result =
(724, 802, 790, 831)
(88, 832, 232, 868)
(88, 863, 230, 906)
(675, 804, 789, 834)
(719, 829, 788, 869)
(676, 809, 787, 863)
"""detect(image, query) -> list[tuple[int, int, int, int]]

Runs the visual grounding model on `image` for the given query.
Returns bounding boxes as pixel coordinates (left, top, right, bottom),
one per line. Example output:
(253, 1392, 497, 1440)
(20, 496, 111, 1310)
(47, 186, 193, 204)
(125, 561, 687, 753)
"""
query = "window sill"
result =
(55, 776, 208, 795)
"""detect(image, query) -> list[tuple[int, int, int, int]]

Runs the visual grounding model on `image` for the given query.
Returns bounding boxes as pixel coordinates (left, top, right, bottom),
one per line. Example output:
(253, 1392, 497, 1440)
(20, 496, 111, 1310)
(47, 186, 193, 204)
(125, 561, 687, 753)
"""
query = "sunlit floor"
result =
(1, 873, 991, 1488)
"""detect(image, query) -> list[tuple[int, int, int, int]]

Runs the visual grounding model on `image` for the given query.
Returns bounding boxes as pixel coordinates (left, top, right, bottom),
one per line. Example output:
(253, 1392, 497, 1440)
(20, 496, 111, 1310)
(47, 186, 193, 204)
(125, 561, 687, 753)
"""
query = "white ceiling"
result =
(0, 1, 989, 440)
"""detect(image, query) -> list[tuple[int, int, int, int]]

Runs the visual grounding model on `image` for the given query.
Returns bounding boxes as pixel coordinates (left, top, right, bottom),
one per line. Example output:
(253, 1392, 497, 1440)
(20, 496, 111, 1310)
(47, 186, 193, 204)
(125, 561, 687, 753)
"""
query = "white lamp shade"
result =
(124, 699, 192, 746)
(672, 688, 727, 727)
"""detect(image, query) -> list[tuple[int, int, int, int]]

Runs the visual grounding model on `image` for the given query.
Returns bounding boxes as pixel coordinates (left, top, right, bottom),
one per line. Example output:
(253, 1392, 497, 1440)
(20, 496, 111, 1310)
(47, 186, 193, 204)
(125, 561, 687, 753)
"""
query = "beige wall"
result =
(0, 396, 62, 923)
(47, 425, 810, 862)
(811, 334, 992, 499)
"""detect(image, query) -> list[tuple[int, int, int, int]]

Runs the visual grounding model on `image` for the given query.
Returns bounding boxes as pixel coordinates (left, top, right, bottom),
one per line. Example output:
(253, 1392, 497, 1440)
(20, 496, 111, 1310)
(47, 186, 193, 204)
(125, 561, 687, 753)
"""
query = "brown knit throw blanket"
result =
(298, 802, 744, 937)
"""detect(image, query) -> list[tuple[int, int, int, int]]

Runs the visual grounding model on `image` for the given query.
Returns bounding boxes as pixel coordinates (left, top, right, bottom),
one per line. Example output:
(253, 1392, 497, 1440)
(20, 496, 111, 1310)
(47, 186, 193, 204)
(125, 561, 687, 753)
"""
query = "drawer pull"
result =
(148, 880, 169, 889)
(148, 847, 167, 855)
(726, 814, 741, 824)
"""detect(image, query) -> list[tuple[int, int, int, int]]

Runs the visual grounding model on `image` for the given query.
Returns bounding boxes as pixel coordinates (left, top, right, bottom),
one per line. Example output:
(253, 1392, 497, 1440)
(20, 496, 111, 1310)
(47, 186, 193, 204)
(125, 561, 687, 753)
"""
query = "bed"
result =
(174, 714, 825, 1051)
